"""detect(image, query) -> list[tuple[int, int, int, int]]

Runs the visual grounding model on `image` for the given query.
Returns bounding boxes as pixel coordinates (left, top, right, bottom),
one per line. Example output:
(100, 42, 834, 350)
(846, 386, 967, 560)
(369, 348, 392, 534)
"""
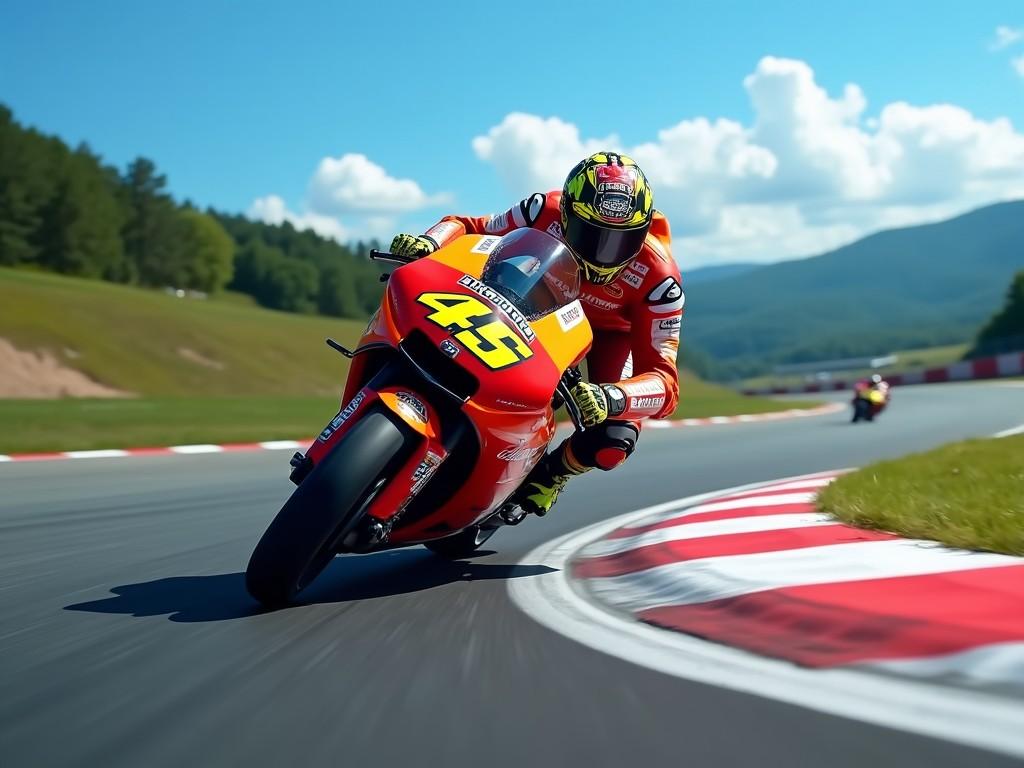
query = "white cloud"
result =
(1014, 55, 1024, 77)
(248, 154, 451, 243)
(307, 153, 450, 215)
(471, 56, 1024, 265)
(991, 25, 1023, 51)
(248, 195, 349, 242)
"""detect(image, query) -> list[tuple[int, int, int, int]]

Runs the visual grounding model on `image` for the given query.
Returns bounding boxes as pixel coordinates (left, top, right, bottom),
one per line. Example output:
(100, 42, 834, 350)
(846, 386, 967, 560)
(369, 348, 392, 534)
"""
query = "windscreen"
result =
(479, 229, 581, 321)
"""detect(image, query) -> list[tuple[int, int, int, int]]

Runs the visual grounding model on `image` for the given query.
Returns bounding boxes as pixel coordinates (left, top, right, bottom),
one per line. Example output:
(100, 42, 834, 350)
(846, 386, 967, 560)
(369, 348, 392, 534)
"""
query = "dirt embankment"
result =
(0, 338, 130, 398)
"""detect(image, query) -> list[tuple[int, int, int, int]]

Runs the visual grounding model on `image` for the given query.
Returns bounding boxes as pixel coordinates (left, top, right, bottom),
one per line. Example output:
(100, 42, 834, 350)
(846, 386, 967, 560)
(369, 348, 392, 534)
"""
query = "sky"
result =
(2, 0, 1023, 268)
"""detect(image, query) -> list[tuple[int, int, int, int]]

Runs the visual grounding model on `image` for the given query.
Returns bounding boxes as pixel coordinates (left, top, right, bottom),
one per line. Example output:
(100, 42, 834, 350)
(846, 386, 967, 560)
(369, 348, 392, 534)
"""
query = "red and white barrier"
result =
(743, 350, 1024, 396)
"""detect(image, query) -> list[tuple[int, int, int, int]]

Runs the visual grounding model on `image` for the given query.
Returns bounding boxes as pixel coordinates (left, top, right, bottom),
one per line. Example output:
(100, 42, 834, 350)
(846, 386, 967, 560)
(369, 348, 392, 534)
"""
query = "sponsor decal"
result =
(581, 293, 622, 311)
(497, 444, 546, 462)
(440, 338, 459, 358)
(522, 192, 545, 225)
(546, 221, 563, 239)
(555, 300, 585, 332)
(495, 397, 531, 409)
(457, 274, 537, 342)
(646, 277, 685, 314)
(424, 220, 462, 243)
(621, 270, 643, 290)
(470, 236, 501, 254)
(410, 450, 443, 495)
(318, 391, 366, 442)
(630, 395, 666, 411)
(604, 283, 624, 298)
(630, 261, 649, 276)
(396, 391, 427, 423)
(593, 163, 638, 223)
(484, 211, 509, 234)
(621, 379, 664, 397)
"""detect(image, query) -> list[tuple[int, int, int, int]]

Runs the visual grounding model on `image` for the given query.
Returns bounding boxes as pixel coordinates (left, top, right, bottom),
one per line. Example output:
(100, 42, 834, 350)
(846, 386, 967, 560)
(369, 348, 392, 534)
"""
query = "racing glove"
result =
(570, 382, 626, 427)
(390, 233, 437, 259)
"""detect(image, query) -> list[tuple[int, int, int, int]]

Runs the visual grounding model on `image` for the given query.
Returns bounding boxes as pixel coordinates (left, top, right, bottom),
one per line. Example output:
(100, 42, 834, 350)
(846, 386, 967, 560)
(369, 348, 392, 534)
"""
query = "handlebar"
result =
(557, 367, 586, 432)
(369, 249, 418, 266)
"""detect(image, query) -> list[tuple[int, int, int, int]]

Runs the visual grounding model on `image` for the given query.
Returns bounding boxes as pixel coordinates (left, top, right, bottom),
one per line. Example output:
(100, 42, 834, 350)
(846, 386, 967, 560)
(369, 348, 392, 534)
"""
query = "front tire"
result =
(246, 410, 407, 608)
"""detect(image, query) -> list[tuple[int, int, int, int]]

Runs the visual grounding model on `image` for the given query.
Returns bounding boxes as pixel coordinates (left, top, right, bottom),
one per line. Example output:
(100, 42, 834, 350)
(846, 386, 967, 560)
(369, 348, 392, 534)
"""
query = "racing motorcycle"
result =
(245, 229, 593, 607)
(851, 381, 889, 423)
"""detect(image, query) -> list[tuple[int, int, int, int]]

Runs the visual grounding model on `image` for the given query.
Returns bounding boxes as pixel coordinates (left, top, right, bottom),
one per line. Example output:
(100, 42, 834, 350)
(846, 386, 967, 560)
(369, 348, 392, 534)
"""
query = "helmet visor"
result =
(562, 214, 649, 270)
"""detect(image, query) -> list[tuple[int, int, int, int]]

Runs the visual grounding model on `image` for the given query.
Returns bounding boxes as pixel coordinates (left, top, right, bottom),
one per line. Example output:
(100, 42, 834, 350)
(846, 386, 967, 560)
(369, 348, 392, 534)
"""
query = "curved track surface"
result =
(2, 382, 1022, 767)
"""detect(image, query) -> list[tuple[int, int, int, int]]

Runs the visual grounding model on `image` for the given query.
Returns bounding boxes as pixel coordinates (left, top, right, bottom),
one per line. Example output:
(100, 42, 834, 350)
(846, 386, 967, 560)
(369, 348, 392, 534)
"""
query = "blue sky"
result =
(2, 0, 1023, 266)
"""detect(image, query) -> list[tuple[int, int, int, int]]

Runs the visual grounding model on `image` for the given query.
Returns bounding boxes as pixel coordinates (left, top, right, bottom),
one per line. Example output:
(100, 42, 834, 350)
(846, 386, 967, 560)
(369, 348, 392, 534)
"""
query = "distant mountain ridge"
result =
(683, 263, 761, 285)
(685, 201, 1024, 377)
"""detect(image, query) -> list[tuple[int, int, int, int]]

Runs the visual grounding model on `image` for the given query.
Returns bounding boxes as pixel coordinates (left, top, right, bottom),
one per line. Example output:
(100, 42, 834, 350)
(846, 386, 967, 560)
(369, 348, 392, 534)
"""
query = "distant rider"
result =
(390, 152, 684, 516)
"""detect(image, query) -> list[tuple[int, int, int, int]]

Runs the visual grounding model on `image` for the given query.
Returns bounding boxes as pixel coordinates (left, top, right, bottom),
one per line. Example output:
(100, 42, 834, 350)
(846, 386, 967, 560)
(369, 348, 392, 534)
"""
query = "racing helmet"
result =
(559, 152, 654, 285)
(870, 374, 883, 385)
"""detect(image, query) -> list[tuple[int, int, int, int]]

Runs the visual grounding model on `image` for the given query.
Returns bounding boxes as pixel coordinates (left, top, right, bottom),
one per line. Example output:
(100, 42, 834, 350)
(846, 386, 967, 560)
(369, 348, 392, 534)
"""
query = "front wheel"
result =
(424, 525, 498, 558)
(246, 410, 408, 608)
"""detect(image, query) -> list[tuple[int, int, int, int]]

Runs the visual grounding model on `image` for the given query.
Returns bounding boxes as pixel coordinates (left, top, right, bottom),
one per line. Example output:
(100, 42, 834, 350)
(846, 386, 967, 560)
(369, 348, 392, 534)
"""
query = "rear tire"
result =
(246, 410, 407, 608)
(424, 525, 497, 558)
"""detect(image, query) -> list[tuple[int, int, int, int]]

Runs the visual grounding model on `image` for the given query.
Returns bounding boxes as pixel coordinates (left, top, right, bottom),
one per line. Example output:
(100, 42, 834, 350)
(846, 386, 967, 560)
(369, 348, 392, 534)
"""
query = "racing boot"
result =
(515, 442, 591, 517)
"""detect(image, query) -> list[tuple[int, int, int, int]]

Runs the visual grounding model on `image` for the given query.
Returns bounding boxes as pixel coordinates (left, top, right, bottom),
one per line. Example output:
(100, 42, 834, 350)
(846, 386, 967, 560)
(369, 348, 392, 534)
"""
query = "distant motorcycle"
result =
(245, 229, 593, 608)
(851, 379, 889, 423)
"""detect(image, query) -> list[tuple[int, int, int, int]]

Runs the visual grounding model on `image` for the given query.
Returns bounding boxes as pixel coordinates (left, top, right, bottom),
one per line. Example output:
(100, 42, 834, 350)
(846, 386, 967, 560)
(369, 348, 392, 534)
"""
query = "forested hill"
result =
(687, 200, 1024, 377)
(0, 104, 384, 318)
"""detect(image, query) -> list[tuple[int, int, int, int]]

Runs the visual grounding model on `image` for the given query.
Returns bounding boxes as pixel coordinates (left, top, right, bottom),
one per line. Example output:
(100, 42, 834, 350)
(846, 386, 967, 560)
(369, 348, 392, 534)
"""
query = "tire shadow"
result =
(63, 548, 555, 623)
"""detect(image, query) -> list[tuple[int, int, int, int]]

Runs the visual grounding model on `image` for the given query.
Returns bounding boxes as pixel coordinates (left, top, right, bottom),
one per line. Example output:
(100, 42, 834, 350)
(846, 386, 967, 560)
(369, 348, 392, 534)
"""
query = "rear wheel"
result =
(246, 410, 407, 608)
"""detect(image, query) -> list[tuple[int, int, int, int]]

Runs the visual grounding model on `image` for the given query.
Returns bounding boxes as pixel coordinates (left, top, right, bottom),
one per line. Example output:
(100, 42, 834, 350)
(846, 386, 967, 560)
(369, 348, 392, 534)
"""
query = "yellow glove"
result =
(390, 233, 437, 259)
(570, 382, 624, 427)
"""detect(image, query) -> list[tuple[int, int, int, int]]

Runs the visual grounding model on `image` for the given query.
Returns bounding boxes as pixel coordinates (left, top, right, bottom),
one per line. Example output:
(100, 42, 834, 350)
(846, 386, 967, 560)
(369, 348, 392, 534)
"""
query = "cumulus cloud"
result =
(991, 25, 1023, 51)
(248, 154, 450, 242)
(1015, 55, 1024, 77)
(471, 56, 1024, 264)
(307, 153, 450, 215)
(248, 194, 349, 242)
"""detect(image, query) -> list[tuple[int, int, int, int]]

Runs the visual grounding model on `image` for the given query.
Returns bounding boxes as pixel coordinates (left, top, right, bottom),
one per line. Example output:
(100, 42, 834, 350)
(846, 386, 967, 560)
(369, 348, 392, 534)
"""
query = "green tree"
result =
(178, 209, 234, 292)
(971, 270, 1024, 356)
(36, 148, 127, 279)
(317, 262, 361, 317)
(121, 157, 188, 286)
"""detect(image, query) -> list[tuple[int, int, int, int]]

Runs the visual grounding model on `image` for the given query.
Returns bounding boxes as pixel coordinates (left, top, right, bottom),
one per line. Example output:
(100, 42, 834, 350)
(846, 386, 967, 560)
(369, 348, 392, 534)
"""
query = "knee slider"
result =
(570, 421, 639, 471)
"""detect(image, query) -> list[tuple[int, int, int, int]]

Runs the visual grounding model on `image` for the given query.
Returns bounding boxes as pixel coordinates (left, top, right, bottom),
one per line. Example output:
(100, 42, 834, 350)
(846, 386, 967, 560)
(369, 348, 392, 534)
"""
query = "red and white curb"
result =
(0, 439, 306, 463)
(0, 403, 843, 464)
(509, 471, 1024, 758)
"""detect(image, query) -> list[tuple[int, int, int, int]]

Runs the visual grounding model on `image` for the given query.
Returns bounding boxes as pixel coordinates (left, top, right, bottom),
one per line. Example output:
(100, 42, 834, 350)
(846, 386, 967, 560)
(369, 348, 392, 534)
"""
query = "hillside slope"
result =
(0, 268, 365, 397)
(687, 201, 1024, 367)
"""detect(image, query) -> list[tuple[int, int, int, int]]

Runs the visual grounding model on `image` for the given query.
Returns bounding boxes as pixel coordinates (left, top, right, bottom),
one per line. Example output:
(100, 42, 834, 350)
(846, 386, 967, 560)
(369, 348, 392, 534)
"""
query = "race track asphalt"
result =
(2, 381, 1022, 767)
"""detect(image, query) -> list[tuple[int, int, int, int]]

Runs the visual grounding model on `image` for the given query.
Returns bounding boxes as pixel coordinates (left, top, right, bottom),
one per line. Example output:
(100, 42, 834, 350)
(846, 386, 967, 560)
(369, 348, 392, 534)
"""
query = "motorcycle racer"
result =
(389, 152, 684, 516)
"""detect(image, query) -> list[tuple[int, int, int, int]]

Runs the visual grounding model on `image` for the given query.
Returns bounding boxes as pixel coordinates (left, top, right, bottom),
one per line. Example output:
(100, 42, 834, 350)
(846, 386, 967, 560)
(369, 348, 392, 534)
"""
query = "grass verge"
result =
(817, 435, 1024, 555)
(0, 383, 821, 454)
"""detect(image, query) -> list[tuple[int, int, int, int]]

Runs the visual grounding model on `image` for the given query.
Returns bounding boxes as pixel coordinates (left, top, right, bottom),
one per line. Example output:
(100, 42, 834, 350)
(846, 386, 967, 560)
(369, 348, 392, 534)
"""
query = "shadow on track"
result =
(63, 548, 555, 623)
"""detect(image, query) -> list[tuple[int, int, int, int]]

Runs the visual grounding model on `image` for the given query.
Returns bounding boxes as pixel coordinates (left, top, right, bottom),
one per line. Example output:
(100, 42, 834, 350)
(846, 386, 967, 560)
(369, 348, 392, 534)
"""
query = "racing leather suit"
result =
(421, 191, 684, 471)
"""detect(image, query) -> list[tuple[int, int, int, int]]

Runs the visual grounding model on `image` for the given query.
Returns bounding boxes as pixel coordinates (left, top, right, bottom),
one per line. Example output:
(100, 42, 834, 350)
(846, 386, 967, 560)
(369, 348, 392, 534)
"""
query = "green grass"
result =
(0, 267, 364, 396)
(742, 342, 970, 390)
(671, 372, 819, 418)
(0, 396, 340, 453)
(0, 268, 820, 452)
(817, 435, 1024, 555)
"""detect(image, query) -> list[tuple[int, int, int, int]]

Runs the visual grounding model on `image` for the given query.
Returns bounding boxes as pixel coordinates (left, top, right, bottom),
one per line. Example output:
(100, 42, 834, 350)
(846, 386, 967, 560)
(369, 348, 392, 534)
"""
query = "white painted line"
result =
(584, 539, 1019, 613)
(578, 512, 833, 560)
(508, 480, 1024, 759)
(681, 418, 703, 426)
(709, 416, 731, 424)
(0, 455, 11, 462)
(168, 444, 224, 454)
(62, 449, 131, 459)
(994, 423, 1024, 439)
(258, 440, 303, 450)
